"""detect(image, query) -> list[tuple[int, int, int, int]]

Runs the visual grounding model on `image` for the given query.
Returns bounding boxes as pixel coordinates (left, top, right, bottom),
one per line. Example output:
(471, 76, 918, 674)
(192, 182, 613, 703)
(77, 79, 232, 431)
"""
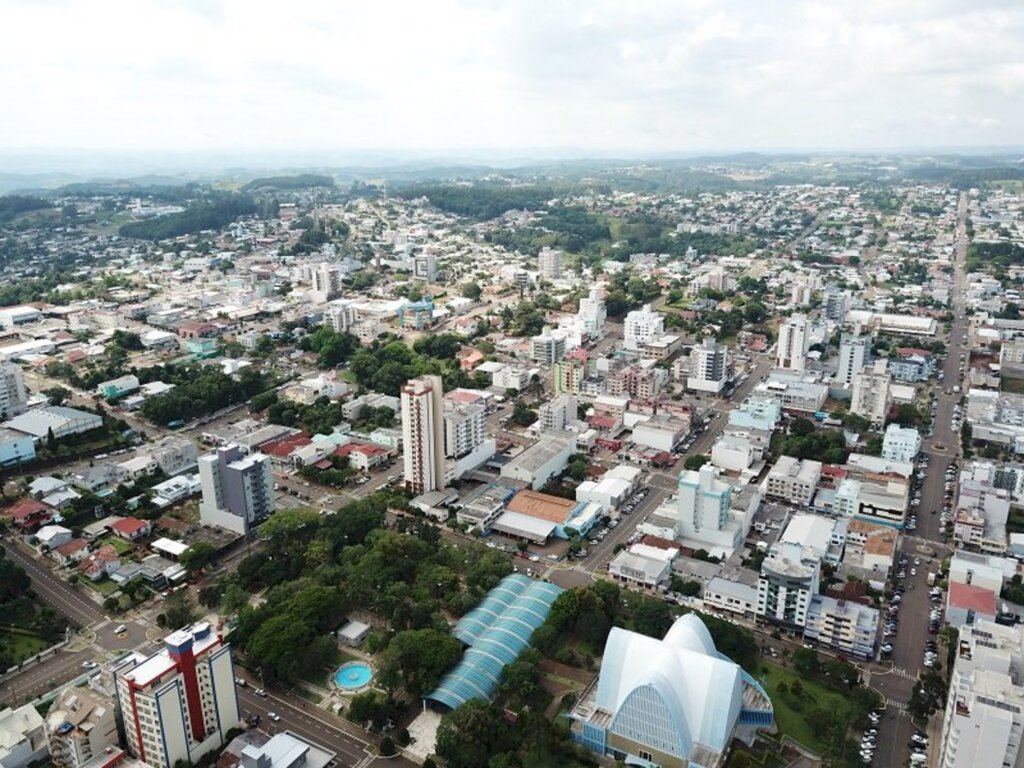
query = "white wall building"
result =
(851, 360, 892, 427)
(531, 327, 567, 365)
(674, 465, 740, 554)
(0, 705, 46, 768)
(198, 444, 275, 535)
(765, 456, 822, 506)
(938, 620, 1024, 768)
(777, 314, 809, 371)
(536, 394, 578, 433)
(623, 304, 664, 351)
(837, 333, 870, 388)
(687, 338, 728, 393)
(310, 262, 342, 303)
(757, 541, 821, 629)
(401, 375, 446, 494)
(443, 399, 486, 460)
(537, 247, 563, 280)
(576, 286, 606, 340)
(881, 423, 922, 462)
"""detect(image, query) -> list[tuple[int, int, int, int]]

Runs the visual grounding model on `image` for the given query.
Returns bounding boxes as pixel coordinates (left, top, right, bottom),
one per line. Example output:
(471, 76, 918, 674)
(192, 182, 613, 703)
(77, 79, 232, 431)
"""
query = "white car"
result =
(268, 712, 281, 722)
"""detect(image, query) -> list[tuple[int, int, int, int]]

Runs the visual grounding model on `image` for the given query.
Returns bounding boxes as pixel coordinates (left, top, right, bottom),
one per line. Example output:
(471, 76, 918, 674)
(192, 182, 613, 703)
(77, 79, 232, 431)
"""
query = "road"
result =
(869, 191, 969, 768)
(4, 542, 105, 626)
(237, 682, 416, 768)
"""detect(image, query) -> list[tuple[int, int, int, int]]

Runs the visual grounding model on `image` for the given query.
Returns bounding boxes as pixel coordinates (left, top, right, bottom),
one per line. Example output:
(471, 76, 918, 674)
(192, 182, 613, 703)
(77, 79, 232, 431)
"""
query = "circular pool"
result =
(334, 661, 374, 691)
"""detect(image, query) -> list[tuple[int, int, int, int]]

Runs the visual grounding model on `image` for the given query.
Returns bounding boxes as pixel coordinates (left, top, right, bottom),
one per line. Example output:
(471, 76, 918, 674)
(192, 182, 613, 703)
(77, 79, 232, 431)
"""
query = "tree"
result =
(378, 736, 396, 757)
(683, 454, 709, 471)
(511, 400, 537, 427)
(792, 647, 821, 677)
(790, 417, 816, 437)
(435, 700, 513, 768)
(632, 596, 672, 638)
(743, 301, 766, 323)
(179, 542, 217, 574)
(163, 590, 196, 630)
(460, 282, 483, 300)
(378, 628, 461, 697)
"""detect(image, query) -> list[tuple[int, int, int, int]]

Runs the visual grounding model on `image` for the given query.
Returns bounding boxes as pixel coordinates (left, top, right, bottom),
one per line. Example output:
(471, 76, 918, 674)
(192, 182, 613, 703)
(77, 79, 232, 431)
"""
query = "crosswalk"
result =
(890, 667, 917, 681)
(884, 698, 909, 714)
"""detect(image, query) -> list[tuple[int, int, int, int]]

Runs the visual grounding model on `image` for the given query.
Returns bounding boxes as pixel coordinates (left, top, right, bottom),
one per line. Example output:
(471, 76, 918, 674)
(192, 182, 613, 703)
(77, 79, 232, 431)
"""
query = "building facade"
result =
(401, 375, 446, 494)
(45, 687, 119, 768)
(776, 314, 809, 371)
(837, 333, 870, 388)
(623, 304, 664, 351)
(114, 623, 239, 768)
(851, 360, 892, 427)
(198, 445, 275, 535)
(687, 338, 728, 394)
(757, 542, 821, 629)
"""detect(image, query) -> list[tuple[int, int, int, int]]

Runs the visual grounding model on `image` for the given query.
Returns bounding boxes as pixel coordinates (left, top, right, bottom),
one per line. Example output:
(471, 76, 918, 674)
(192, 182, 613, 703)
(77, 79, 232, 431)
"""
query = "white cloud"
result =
(0, 0, 1021, 154)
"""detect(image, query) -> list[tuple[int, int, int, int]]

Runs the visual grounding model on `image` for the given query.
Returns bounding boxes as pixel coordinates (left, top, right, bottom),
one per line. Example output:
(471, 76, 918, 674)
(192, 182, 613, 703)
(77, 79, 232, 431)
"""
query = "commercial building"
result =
(44, 687, 119, 768)
(575, 465, 641, 514)
(710, 435, 756, 472)
(568, 615, 773, 768)
(96, 374, 140, 400)
(632, 416, 689, 453)
(114, 623, 239, 768)
(851, 360, 891, 427)
(803, 595, 879, 659)
(753, 370, 828, 414)
(765, 456, 822, 506)
(623, 304, 664, 351)
(499, 430, 574, 491)
(881, 423, 921, 462)
(536, 394, 577, 433)
(938, 621, 1024, 768)
(757, 541, 821, 630)
(687, 338, 728, 394)
(401, 375, 446, 495)
(0, 427, 35, 467)
(703, 576, 759, 619)
(537, 247, 564, 280)
(0, 363, 27, 419)
(491, 489, 600, 542)
(776, 314, 809, 371)
(608, 544, 676, 589)
(427, 574, 562, 710)
(836, 333, 870, 388)
(198, 444, 275, 536)
(147, 437, 200, 477)
(2, 406, 103, 442)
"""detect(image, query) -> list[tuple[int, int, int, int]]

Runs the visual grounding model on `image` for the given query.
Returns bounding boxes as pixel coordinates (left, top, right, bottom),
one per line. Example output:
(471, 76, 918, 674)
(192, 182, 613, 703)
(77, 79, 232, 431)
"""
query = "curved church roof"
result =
(595, 614, 744, 759)
(426, 573, 562, 710)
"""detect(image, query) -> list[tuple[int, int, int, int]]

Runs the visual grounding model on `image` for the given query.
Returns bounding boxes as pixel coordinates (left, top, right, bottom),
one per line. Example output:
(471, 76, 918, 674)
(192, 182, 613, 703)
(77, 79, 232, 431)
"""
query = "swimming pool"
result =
(333, 661, 374, 691)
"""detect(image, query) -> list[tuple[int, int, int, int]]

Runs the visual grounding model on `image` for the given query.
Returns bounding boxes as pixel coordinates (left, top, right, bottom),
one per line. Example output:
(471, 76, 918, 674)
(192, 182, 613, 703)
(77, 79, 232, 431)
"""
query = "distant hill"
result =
(241, 174, 335, 192)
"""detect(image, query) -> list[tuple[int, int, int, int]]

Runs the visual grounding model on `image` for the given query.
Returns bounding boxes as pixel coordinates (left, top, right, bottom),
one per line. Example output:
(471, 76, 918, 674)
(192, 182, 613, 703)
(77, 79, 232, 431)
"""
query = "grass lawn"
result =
(0, 630, 51, 663)
(98, 536, 134, 556)
(81, 577, 120, 595)
(757, 662, 850, 755)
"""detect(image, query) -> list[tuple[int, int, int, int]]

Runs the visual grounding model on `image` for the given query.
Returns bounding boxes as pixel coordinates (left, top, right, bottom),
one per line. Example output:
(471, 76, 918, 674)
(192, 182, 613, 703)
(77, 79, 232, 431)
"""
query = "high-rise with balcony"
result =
(837, 333, 870, 388)
(198, 444, 275, 536)
(538, 247, 563, 280)
(0, 363, 27, 419)
(851, 360, 892, 427)
(576, 286, 606, 340)
(113, 623, 238, 768)
(401, 375, 445, 494)
(623, 304, 664, 351)
(776, 314, 809, 371)
(45, 687, 120, 768)
(757, 541, 821, 629)
(687, 337, 728, 393)
(938, 620, 1024, 768)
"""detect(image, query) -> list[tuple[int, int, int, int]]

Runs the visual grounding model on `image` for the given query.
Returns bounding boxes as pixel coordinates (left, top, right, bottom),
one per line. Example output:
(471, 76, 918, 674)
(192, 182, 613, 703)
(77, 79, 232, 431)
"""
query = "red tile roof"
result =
(8, 499, 50, 521)
(54, 538, 88, 557)
(111, 517, 148, 536)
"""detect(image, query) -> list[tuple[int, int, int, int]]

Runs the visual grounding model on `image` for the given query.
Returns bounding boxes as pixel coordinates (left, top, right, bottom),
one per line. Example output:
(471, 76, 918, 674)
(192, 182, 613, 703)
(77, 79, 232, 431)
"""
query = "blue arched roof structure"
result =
(426, 574, 562, 710)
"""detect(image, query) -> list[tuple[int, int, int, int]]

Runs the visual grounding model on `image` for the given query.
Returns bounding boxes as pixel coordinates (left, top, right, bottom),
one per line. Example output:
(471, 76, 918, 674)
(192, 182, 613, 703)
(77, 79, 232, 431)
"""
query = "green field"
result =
(757, 662, 852, 757)
(81, 577, 120, 596)
(0, 629, 51, 664)
(98, 536, 134, 555)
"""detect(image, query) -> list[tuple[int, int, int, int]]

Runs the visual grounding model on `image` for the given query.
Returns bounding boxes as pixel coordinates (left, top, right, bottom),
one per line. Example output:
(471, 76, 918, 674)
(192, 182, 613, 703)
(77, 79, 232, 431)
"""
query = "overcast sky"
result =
(2, 0, 1023, 157)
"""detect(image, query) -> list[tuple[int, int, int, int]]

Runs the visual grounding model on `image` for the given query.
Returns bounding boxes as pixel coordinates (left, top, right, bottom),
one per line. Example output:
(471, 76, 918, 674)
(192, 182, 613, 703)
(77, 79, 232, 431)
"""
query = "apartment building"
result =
(576, 286, 606, 339)
(776, 314, 809, 371)
(939, 621, 1024, 768)
(757, 541, 821, 629)
(45, 687, 120, 768)
(881, 423, 922, 462)
(537, 247, 563, 280)
(686, 337, 728, 394)
(114, 623, 239, 768)
(836, 333, 870, 388)
(401, 375, 445, 494)
(766, 456, 822, 505)
(803, 595, 879, 659)
(0, 363, 27, 419)
(851, 360, 892, 427)
(531, 327, 567, 365)
(623, 304, 664, 351)
(197, 444, 275, 536)
(443, 398, 486, 459)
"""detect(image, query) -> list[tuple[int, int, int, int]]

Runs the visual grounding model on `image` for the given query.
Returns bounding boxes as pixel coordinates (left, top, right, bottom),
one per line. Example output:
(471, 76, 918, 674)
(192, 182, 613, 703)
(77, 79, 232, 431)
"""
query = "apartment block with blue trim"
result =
(113, 622, 239, 768)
